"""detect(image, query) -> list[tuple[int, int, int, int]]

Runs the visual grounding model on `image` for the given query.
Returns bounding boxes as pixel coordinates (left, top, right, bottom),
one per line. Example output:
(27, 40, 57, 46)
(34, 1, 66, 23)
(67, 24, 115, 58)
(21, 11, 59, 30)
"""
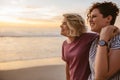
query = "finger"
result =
(113, 27, 118, 33)
(113, 28, 120, 36)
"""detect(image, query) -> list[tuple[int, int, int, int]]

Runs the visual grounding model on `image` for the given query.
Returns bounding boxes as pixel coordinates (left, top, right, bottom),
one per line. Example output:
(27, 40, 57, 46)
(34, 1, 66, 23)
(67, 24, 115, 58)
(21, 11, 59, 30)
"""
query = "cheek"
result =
(94, 18, 104, 26)
(99, 20, 107, 27)
(65, 26, 69, 30)
(61, 26, 66, 30)
(93, 18, 99, 23)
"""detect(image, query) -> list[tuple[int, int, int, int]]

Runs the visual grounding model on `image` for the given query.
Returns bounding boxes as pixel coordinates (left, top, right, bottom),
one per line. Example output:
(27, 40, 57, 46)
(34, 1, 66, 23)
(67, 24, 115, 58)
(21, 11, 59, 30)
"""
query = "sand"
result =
(0, 57, 66, 80)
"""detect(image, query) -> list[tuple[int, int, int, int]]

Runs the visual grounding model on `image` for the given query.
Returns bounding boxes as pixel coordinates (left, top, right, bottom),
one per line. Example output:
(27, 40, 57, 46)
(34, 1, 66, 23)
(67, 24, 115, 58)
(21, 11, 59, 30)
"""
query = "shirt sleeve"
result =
(110, 34, 120, 49)
(62, 41, 66, 61)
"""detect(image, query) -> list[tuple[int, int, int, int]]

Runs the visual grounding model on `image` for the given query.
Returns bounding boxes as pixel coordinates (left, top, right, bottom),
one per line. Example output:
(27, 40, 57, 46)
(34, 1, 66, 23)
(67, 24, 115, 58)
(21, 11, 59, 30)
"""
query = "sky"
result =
(0, 0, 120, 28)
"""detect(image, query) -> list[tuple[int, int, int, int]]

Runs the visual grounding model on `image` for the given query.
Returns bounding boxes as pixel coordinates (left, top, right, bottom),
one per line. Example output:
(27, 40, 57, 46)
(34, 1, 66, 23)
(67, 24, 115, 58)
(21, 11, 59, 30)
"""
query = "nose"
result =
(88, 17, 93, 23)
(60, 24, 63, 28)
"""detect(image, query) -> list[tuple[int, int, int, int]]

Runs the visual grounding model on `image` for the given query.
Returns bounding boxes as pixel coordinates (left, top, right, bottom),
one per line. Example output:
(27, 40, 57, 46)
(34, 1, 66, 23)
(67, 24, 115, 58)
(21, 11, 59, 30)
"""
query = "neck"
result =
(67, 37, 75, 44)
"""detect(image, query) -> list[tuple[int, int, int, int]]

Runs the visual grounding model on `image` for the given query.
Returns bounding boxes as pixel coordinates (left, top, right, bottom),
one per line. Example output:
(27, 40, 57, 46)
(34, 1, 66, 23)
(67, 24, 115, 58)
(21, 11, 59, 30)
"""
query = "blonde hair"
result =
(63, 13, 87, 37)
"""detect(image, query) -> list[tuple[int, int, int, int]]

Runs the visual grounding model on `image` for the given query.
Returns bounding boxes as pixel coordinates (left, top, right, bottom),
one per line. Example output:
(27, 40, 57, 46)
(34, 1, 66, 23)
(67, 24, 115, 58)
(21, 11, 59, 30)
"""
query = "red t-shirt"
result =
(62, 33, 97, 80)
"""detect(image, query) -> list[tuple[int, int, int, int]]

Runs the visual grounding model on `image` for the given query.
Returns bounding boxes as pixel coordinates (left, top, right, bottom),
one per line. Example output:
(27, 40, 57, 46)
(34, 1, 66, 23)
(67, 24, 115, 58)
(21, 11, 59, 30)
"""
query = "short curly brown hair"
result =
(87, 1, 119, 25)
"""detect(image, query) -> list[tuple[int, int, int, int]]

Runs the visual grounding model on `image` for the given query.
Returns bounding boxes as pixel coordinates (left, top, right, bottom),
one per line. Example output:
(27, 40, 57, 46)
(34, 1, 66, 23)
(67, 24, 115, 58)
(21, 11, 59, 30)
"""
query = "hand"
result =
(100, 25, 119, 42)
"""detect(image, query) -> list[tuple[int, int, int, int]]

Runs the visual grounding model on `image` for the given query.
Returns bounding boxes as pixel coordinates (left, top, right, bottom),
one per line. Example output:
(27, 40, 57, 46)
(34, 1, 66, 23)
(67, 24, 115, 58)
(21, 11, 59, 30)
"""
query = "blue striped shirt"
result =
(88, 33, 120, 80)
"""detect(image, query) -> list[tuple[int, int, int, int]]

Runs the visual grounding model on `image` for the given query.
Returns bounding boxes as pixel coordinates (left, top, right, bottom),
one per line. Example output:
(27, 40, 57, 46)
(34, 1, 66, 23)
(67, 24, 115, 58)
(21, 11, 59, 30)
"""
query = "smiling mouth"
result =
(90, 23, 95, 26)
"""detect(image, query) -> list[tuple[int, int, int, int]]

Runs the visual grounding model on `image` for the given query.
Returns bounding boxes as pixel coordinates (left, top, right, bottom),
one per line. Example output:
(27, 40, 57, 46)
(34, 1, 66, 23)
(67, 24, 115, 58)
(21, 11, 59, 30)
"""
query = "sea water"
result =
(0, 27, 65, 62)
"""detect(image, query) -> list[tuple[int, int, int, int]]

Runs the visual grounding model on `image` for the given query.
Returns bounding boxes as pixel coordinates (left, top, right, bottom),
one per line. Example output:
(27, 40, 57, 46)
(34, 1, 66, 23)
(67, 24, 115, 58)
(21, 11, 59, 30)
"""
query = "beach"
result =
(0, 57, 66, 80)
(0, 28, 66, 80)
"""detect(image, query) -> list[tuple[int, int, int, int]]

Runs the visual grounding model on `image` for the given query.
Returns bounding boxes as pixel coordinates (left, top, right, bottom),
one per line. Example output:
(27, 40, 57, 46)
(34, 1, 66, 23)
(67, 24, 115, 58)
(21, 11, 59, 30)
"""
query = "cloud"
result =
(0, 5, 59, 21)
(0, 0, 119, 27)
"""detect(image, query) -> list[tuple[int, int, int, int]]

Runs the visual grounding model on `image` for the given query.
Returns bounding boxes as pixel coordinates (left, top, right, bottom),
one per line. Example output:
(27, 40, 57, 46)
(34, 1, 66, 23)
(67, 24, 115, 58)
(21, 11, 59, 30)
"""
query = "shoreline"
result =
(0, 57, 66, 80)
(0, 57, 65, 70)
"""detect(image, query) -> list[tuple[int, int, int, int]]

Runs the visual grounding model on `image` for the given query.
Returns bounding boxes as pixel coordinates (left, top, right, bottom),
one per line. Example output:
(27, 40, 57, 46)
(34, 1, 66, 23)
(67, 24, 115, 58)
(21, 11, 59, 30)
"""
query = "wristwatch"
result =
(98, 40, 108, 46)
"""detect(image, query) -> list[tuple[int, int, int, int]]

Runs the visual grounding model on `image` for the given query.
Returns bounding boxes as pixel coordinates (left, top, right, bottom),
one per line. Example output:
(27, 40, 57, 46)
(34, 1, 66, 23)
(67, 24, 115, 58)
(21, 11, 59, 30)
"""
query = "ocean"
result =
(0, 27, 65, 62)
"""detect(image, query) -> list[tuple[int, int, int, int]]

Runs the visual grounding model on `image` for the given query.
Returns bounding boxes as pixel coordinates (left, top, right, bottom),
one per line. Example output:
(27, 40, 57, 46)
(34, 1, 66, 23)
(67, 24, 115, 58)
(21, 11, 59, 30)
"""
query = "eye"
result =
(92, 15, 97, 18)
(62, 22, 67, 25)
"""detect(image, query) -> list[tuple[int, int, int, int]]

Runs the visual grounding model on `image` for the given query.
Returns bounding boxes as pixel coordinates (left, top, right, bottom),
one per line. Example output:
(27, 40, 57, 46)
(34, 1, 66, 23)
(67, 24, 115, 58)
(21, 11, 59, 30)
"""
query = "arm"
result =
(95, 46, 120, 79)
(94, 26, 120, 80)
(62, 41, 70, 80)
(66, 63, 70, 80)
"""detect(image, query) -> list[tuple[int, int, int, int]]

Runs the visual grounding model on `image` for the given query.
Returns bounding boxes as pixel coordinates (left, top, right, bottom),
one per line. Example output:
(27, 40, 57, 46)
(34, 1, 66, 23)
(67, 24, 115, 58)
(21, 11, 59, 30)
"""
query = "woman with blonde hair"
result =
(60, 13, 97, 80)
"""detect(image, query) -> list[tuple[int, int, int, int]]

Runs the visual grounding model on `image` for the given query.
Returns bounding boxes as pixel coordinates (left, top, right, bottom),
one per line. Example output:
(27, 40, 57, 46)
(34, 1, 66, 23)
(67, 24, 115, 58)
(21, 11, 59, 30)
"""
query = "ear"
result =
(106, 15, 112, 23)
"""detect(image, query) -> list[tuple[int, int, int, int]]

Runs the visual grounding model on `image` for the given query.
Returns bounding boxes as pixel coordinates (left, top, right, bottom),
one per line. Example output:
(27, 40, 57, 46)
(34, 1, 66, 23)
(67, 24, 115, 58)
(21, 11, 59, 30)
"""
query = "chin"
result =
(61, 33, 65, 36)
(91, 28, 97, 32)
(60, 33, 63, 35)
(91, 28, 95, 31)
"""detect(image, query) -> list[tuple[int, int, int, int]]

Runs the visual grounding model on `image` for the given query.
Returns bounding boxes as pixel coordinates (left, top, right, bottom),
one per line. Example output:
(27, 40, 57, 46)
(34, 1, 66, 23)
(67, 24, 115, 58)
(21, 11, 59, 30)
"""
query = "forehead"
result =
(62, 17, 67, 22)
(90, 8, 101, 15)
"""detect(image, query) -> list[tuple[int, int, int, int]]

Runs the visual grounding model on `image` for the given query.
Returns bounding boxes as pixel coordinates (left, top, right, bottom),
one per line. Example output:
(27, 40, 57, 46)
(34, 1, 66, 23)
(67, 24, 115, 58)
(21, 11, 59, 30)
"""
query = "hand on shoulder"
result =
(100, 25, 120, 42)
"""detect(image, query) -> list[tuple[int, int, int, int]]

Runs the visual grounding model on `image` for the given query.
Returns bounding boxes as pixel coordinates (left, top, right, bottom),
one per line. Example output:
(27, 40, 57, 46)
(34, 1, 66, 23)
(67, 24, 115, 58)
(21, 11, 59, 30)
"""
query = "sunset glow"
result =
(0, 0, 119, 28)
(0, 3, 59, 27)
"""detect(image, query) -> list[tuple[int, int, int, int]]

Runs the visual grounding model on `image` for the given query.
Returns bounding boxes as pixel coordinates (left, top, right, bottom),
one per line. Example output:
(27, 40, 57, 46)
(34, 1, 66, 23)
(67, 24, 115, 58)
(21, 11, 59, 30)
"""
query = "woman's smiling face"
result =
(88, 8, 110, 33)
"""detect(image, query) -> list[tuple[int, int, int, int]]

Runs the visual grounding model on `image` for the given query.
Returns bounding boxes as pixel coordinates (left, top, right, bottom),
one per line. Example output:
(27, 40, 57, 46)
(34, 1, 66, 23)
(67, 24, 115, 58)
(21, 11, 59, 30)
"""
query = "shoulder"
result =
(111, 33, 120, 42)
(84, 32, 98, 37)
(113, 33, 120, 40)
(79, 33, 98, 43)
(83, 32, 98, 40)
(62, 40, 67, 46)
(110, 33, 120, 49)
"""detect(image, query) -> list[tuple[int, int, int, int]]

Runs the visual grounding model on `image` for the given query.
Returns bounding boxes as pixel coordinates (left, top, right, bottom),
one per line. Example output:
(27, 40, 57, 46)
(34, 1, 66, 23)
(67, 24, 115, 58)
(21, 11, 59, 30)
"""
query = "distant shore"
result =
(0, 34, 62, 37)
